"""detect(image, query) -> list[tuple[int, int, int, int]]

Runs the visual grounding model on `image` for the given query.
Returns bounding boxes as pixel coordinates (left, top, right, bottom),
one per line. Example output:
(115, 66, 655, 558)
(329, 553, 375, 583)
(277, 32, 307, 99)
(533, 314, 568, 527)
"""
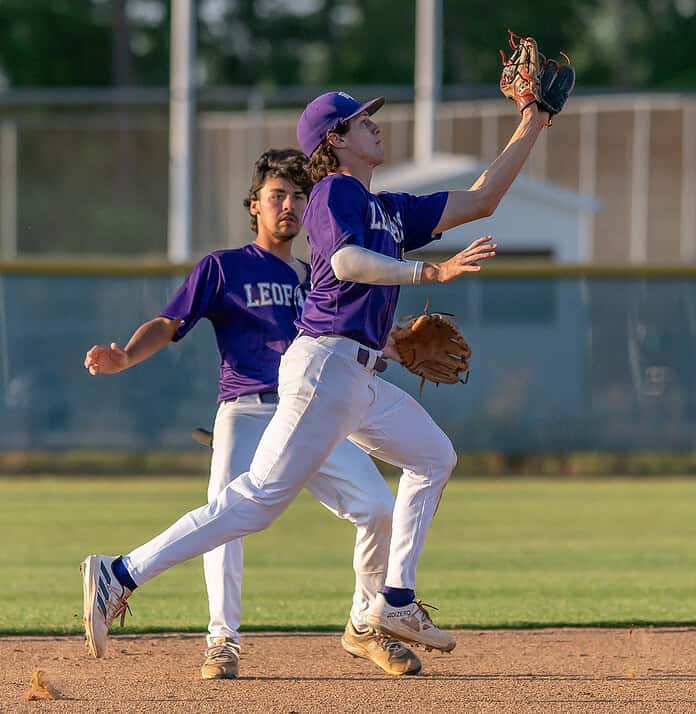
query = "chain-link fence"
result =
(2, 267, 695, 452)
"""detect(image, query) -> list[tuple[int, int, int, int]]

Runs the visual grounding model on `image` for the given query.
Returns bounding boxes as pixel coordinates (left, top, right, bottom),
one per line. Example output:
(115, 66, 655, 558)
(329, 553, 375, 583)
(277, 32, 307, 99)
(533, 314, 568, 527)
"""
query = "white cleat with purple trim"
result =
(366, 593, 456, 653)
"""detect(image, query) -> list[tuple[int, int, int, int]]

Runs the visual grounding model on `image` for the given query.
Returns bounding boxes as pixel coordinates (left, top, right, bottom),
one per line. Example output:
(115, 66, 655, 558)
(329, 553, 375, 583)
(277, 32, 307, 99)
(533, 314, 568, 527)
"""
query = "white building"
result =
(373, 153, 602, 263)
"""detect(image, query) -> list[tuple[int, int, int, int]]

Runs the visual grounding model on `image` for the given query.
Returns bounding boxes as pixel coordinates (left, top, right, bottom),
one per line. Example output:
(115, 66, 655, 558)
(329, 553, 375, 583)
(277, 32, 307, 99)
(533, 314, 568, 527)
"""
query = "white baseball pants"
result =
(123, 335, 456, 595)
(204, 396, 395, 645)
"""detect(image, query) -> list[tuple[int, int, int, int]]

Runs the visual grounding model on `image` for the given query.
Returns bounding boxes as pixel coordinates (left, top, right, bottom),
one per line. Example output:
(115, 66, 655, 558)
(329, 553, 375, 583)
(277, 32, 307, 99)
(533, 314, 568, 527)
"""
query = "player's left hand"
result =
(382, 332, 403, 363)
(391, 299, 471, 395)
(499, 31, 575, 119)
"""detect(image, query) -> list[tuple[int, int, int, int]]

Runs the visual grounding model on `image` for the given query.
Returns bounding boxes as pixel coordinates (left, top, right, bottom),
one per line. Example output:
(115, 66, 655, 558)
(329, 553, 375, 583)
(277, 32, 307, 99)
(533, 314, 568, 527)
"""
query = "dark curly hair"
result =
(243, 148, 313, 233)
(308, 122, 350, 183)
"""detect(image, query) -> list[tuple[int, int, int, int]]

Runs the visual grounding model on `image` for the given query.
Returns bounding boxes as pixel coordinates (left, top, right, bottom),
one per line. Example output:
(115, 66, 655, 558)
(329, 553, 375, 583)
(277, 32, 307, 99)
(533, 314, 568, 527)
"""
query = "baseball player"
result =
(82, 149, 421, 678)
(82, 92, 550, 662)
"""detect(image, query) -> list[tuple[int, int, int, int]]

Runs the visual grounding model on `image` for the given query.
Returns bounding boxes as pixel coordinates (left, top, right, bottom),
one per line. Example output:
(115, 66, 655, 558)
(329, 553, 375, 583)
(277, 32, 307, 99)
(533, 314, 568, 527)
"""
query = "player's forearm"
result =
(122, 317, 181, 368)
(331, 245, 423, 285)
(434, 105, 548, 233)
(470, 105, 547, 198)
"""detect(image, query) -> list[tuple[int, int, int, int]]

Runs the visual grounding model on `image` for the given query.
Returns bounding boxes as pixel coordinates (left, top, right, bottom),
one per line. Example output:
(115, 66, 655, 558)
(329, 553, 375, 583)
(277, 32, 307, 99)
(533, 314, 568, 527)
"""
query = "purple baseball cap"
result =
(297, 91, 385, 156)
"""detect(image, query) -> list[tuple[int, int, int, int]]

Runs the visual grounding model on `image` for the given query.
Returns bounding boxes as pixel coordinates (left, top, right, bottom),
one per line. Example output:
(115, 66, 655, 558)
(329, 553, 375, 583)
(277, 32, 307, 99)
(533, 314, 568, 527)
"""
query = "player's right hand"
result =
(84, 342, 129, 375)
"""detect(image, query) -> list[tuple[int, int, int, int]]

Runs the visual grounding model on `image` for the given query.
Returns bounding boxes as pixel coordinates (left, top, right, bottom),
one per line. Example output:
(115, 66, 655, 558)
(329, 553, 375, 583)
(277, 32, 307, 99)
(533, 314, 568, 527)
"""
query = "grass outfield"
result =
(2, 476, 696, 635)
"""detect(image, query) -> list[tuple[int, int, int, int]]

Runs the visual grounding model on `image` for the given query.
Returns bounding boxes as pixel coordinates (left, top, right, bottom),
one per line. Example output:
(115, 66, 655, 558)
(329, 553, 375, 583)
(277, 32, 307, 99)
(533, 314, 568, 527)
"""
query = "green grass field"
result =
(2, 476, 696, 635)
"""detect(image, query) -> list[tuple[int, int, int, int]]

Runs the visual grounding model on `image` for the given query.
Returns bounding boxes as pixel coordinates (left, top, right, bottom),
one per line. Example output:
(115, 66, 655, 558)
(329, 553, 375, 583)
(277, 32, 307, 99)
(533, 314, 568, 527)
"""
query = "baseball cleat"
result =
(200, 637, 240, 679)
(341, 619, 421, 676)
(80, 555, 133, 658)
(366, 593, 456, 653)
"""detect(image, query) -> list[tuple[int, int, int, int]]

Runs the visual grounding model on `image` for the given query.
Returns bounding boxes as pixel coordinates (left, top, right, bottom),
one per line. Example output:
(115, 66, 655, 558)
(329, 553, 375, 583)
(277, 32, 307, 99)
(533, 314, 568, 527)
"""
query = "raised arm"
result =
(84, 317, 182, 375)
(433, 103, 548, 233)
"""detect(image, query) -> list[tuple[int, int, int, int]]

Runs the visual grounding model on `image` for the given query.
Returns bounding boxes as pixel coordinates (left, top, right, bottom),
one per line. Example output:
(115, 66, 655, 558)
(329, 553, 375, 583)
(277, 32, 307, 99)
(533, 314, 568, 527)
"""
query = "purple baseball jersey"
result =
(160, 244, 309, 402)
(297, 174, 448, 349)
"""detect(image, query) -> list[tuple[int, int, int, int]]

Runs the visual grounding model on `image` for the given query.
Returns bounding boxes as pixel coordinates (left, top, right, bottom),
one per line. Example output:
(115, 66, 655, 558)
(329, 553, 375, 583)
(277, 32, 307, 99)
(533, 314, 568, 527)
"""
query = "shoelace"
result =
(206, 641, 240, 663)
(376, 634, 406, 653)
(105, 585, 132, 628)
(414, 600, 439, 624)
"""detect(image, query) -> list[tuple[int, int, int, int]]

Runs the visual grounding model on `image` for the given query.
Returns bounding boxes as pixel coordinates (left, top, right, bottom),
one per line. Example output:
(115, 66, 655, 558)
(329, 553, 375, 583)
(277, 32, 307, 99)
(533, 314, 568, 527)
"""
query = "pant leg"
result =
(122, 337, 372, 586)
(204, 400, 275, 645)
(348, 376, 457, 590)
(304, 438, 394, 629)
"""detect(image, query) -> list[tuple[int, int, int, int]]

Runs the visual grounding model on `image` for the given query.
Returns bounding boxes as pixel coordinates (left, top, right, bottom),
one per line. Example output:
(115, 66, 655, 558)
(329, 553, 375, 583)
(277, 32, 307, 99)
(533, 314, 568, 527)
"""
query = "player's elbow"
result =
(330, 247, 359, 282)
(330, 255, 349, 281)
(473, 188, 499, 219)
(154, 316, 182, 341)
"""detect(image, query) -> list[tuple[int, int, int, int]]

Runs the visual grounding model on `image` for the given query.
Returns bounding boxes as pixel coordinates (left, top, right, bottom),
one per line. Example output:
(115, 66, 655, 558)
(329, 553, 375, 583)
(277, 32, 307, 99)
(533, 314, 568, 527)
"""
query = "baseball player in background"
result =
(82, 92, 550, 663)
(82, 149, 422, 678)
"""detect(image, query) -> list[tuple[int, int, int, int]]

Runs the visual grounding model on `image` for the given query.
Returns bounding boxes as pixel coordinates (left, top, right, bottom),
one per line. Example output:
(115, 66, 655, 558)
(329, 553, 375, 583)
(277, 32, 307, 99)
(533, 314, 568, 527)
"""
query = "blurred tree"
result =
(0, 0, 113, 86)
(442, 0, 590, 85)
(326, 0, 416, 85)
(112, 0, 133, 86)
(0, 0, 693, 90)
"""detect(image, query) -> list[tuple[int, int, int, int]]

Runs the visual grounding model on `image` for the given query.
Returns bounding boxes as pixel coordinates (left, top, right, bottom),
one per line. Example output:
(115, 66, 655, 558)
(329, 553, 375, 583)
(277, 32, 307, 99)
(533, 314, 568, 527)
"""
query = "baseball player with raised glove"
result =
(81, 32, 568, 670)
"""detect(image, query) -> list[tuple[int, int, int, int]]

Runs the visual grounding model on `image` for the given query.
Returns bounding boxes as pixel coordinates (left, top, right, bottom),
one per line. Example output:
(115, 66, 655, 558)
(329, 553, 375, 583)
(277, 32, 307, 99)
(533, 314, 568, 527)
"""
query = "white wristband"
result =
(411, 260, 423, 285)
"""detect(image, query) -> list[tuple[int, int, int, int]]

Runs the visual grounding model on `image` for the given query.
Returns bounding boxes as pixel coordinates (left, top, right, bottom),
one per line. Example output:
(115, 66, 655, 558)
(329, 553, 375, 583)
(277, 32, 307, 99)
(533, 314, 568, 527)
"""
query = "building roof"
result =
(373, 153, 601, 214)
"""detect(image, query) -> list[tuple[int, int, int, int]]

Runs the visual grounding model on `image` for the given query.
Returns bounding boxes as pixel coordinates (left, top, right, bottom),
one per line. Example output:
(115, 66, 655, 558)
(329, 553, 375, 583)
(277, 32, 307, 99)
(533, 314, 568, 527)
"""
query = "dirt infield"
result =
(3, 628, 696, 713)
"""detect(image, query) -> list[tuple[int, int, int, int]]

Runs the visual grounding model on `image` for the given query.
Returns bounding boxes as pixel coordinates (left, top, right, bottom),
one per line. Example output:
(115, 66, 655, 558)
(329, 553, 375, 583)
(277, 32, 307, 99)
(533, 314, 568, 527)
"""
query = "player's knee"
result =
(446, 442, 458, 473)
(434, 438, 457, 482)
(367, 497, 393, 530)
(354, 492, 393, 531)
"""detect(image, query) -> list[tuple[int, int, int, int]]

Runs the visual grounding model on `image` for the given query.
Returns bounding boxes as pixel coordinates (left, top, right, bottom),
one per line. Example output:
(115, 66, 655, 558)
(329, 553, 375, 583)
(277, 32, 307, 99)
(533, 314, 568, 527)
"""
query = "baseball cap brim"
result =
(343, 97, 385, 125)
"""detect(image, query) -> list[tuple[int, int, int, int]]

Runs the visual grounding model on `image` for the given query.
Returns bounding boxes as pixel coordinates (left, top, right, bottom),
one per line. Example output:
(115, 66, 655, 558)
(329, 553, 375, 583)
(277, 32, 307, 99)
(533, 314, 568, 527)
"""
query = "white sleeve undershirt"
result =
(330, 245, 423, 285)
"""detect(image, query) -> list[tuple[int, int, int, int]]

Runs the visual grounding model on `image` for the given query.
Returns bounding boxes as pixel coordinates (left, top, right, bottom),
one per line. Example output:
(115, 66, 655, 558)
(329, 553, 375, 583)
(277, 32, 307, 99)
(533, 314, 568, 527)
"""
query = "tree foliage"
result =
(0, 0, 694, 90)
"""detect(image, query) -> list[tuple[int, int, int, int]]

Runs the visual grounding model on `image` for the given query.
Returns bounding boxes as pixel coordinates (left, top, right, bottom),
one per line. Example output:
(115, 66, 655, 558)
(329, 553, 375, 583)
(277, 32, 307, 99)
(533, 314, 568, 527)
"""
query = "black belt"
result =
(230, 391, 278, 404)
(357, 347, 388, 373)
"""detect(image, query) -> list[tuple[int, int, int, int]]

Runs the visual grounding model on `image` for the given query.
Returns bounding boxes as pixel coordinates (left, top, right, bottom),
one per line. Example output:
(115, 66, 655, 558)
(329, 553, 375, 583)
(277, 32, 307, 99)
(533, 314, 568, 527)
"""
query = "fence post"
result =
(579, 106, 598, 262)
(681, 99, 696, 263)
(168, 0, 196, 263)
(0, 121, 17, 260)
(630, 102, 651, 264)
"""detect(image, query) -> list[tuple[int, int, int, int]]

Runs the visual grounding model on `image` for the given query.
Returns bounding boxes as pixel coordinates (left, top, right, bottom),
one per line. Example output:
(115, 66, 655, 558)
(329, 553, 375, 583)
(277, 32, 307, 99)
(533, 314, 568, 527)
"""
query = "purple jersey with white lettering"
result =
(297, 174, 448, 350)
(159, 244, 309, 402)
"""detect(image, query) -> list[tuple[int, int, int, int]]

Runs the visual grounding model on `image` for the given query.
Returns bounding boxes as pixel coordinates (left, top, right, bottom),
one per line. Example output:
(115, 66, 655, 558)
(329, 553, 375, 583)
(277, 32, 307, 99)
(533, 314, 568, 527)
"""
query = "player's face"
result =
(342, 112, 384, 166)
(251, 176, 307, 242)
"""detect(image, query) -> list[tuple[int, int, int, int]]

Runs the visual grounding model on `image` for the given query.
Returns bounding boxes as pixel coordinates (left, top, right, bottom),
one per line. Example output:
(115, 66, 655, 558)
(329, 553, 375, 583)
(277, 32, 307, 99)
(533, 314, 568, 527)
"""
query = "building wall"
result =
(198, 95, 696, 264)
(1, 94, 694, 263)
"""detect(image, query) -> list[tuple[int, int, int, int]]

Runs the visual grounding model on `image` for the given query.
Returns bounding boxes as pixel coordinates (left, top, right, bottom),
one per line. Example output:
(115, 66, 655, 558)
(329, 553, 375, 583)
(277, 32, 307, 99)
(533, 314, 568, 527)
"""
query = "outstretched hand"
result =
(84, 342, 129, 375)
(422, 236, 497, 284)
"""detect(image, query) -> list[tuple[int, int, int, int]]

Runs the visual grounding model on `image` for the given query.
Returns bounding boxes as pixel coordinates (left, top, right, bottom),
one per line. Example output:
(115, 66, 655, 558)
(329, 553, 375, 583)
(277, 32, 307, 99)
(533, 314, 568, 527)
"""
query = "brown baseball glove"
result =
(391, 299, 471, 395)
(499, 30, 575, 119)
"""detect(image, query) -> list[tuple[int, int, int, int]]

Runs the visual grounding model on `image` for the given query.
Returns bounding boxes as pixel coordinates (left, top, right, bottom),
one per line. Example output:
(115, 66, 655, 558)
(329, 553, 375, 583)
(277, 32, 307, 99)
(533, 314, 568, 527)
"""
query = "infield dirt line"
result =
(3, 628, 696, 713)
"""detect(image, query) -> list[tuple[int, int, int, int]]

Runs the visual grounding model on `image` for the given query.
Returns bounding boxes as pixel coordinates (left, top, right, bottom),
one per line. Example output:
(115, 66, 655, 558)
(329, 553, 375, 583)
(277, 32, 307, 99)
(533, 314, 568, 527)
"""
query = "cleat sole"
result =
(368, 623, 456, 654)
